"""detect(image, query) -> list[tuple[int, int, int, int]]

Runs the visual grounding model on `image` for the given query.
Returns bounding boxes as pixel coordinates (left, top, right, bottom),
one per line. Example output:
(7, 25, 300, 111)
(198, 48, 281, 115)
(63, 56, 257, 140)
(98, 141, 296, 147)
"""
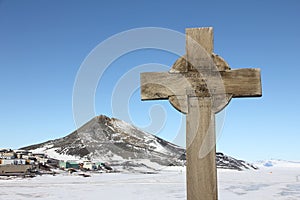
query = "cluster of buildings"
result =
(0, 148, 113, 177)
(59, 160, 113, 171)
(0, 149, 48, 164)
(0, 148, 44, 176)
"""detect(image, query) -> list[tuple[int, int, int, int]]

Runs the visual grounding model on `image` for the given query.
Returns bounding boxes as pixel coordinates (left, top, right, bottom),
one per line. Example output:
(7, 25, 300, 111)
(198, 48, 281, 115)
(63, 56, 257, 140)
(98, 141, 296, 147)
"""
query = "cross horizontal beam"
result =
(141, 68, 262, 100)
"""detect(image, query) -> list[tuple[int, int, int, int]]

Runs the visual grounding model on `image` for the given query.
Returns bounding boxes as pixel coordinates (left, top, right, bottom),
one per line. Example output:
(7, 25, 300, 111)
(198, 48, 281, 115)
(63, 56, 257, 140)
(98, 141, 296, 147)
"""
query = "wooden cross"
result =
(140, 27, 262, 200)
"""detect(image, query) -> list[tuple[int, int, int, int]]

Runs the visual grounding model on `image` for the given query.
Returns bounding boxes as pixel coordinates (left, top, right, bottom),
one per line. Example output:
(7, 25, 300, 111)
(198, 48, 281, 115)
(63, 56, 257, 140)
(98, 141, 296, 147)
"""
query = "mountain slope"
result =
(23, 115, 185, 166)
(22, 115, 256, 170)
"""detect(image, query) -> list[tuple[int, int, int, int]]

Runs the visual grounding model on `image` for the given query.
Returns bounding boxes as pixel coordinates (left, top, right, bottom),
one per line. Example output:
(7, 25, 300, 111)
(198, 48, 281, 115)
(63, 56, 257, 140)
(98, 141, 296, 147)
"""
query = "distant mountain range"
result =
(22, 115, 257, 171)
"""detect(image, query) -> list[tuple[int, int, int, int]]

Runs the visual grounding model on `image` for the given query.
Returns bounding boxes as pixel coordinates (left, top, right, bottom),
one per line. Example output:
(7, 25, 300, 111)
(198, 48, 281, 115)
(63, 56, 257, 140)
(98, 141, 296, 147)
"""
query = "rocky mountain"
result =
(22, 115, 256, 170)
(216, 152, 258, 170)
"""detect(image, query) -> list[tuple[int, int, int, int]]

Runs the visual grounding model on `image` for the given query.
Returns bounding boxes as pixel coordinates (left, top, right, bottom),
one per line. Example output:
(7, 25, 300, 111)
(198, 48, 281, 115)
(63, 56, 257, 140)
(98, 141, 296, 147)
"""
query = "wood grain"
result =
(140, 27, 262, 200)
(141, 68, 262, 100)
(186, 97, 217, 200)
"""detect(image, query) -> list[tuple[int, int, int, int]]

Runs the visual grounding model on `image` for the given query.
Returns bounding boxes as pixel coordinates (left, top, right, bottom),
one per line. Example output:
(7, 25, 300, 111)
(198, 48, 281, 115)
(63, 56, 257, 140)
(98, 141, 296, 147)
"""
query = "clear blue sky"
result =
(0, 0, 299, 162)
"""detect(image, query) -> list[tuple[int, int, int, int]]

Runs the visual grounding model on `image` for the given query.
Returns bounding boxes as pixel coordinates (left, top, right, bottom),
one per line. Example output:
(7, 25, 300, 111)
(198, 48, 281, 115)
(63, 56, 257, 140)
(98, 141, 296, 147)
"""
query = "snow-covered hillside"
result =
(216, 152, 258, 170)
(22, 115, 185, 167)
(22, 115, 256, 170)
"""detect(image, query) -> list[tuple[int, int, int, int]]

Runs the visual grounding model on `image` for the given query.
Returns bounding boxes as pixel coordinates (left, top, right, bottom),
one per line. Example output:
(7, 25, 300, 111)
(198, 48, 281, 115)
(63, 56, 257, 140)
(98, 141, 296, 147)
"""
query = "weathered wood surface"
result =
(186, 27, 213, 55)
(140, 27, 262, 200)
(170, 53, 230, 73)
(141, 68, 262, 99)
(186, 97, 217, 200)
(186, 27, 217, 200)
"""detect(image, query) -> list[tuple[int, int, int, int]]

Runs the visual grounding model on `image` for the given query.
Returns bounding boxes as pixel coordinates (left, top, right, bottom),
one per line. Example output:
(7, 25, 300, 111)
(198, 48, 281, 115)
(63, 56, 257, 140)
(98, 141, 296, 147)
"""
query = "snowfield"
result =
(218, 161, 300, 200)
(0, 160, 299, 200)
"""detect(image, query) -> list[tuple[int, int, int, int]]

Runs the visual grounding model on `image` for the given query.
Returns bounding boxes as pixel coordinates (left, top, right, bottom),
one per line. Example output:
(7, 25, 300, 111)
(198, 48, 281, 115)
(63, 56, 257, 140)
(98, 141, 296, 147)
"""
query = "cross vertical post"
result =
(186, 97, 217, 199)
(185, 28, 217, 200)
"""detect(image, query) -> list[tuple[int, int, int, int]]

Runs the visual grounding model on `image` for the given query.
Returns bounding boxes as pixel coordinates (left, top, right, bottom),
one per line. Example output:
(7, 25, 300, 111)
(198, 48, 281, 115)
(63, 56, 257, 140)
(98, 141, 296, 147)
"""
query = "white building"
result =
(83, 161, 96, 170)
(0, 159, 27, 165)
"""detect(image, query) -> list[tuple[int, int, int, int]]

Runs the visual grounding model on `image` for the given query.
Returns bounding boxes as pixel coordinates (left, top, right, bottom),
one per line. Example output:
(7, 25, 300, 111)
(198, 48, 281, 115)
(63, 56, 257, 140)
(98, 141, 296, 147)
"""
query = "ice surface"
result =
(0, 161, 299, 200)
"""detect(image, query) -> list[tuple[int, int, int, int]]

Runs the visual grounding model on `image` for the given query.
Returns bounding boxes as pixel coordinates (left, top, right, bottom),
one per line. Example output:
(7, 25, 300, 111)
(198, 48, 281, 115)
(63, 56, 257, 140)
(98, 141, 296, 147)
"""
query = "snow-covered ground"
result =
(0, 160, 299, 200)
(219, 160, 300, 200)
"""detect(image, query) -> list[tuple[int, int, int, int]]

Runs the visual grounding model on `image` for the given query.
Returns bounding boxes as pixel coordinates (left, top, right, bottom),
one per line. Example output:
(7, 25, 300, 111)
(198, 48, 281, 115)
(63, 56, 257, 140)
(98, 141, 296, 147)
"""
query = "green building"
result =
(59, 160, 79, 169)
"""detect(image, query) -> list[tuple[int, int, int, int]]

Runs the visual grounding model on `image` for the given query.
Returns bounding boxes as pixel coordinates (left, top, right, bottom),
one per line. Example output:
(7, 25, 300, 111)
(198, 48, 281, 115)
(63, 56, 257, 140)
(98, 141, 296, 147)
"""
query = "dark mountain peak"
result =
(22, 115, 256, 170)
(22, 115, 185, 166)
